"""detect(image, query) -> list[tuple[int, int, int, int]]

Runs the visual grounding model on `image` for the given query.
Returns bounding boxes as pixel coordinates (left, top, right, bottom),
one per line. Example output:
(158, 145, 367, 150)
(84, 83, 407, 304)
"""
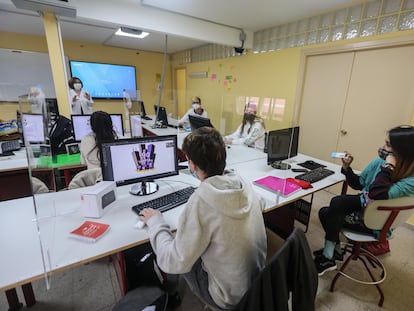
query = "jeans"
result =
(183, 259, 229, 311)
(319, 194, 362, 243)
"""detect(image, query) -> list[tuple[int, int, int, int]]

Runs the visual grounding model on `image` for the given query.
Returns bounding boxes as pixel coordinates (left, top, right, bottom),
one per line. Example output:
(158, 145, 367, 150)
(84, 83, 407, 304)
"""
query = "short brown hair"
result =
(182, 127, 226, 177)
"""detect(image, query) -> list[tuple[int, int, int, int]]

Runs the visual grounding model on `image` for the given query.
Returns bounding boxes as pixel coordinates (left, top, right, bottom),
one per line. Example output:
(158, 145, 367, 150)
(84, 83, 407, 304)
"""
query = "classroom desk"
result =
(0, 150, 87, 199)
(0, 148, 344, 307)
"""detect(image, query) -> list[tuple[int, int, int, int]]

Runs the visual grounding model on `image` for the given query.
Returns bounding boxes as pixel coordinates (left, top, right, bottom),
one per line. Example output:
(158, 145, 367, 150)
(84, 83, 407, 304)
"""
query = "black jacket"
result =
(234, 228, 318, 311)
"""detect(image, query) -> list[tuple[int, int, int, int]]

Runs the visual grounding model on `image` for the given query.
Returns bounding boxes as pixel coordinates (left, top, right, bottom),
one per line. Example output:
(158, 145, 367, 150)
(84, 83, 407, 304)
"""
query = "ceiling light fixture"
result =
(115, 27, 149, 39)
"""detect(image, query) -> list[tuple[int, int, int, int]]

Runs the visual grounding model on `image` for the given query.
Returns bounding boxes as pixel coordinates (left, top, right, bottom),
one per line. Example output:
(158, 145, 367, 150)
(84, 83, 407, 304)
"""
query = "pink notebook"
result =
(253, 176, 302, 196)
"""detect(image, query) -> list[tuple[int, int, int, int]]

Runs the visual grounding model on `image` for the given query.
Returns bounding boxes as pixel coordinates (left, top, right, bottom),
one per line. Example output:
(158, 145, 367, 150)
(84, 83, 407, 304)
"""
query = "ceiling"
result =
(0, 0, 363, 53)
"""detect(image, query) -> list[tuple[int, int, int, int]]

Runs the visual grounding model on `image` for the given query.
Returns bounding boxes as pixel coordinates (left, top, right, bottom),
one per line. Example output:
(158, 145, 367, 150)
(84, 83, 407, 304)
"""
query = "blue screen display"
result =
(69, 61, 137, 99)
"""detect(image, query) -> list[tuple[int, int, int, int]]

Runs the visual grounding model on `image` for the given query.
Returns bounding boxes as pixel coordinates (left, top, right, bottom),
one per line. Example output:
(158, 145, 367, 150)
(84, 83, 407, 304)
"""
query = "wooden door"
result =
(298, 52, 354, 161)
(338, 45, 414, 169)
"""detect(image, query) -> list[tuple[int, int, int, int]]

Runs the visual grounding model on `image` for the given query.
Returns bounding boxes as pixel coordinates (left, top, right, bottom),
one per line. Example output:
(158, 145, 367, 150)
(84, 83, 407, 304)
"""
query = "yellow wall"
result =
(176, 30, 414, 135)
(0, 31, 171, 123)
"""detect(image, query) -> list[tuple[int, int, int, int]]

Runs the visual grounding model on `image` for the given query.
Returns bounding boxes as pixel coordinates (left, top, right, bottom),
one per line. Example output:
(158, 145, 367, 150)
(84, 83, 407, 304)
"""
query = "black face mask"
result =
(243, 113, 255, 123)
(378, 147, 393, 160)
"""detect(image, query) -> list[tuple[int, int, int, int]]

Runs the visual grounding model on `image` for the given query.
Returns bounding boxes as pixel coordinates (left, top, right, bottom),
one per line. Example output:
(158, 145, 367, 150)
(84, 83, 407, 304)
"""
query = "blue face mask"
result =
(189, 167, 199, 180)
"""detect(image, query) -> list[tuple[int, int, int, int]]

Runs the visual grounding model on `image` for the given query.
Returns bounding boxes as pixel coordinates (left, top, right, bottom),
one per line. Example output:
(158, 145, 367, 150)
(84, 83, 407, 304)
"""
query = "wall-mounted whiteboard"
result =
(0, 48, 69, 102)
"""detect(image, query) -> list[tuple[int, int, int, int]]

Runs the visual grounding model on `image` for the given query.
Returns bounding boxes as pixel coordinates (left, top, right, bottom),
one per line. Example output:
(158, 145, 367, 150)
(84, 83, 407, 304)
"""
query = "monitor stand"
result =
(271, 161, 291, 170)
(129, 181, 159, 196)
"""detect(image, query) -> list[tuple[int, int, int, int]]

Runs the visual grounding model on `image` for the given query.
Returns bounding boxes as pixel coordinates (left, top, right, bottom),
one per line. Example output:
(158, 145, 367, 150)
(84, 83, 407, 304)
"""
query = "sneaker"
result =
(314, 255, 337, 276)
(313, 248, 344, 261)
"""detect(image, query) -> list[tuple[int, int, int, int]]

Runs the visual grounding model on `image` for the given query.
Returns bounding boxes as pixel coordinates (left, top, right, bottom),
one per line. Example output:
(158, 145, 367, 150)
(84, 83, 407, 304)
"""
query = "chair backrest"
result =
(364, 197, 414, 241)
(234, 228, 317, 311)
(68, 167, 102, 189)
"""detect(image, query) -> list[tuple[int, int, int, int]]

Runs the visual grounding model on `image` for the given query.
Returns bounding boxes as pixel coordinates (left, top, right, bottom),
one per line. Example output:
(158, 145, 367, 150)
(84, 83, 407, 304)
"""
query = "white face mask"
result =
(74, 83, 82, 90)
(192, 103, 201, 110)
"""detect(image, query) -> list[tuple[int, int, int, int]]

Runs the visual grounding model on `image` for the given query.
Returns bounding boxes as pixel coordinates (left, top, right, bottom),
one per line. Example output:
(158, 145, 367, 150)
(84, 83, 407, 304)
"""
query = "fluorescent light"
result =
(115, 27, 149, 39)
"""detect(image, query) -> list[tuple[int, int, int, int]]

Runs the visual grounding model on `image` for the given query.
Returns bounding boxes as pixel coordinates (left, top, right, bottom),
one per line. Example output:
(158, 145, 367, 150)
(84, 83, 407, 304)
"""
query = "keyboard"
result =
(297, 160, 326, 170)
(132, 186, 196, 215)
(142, 116, 152, 120)
(295, 167, 335, 183)
(0, 139, 21, 155)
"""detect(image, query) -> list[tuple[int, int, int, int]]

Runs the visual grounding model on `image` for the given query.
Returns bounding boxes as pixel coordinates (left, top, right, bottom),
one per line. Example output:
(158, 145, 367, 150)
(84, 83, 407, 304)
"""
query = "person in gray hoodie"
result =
(139, 127, 267, 310)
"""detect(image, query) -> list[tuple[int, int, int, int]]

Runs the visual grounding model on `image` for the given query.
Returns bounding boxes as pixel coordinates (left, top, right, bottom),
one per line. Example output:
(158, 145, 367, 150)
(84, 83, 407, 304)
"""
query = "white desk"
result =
(229, 153, 345, 211)
(0, 173, 199, 292)
(0, 147, 344, 302)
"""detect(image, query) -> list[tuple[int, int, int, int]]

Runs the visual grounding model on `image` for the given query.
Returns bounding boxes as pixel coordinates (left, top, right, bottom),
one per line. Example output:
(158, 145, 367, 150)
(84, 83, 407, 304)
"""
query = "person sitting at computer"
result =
(80, 111, 118, 169)
(314, 125, 414, 276)
(138, 127, 267, 310)
(68, 77, 94, 115)
(177, 96, 208, 126)
(224, 102, 266, 149)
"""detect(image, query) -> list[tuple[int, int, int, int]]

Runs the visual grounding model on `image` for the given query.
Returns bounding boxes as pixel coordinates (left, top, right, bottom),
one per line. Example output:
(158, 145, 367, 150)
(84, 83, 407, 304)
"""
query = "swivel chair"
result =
(330, 196, 414, 306)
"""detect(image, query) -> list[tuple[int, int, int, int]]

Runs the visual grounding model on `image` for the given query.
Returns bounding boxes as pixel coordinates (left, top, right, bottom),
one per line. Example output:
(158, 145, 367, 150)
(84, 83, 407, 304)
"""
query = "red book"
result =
(253, 176, 302, 197)
(69, 221, 110, 243)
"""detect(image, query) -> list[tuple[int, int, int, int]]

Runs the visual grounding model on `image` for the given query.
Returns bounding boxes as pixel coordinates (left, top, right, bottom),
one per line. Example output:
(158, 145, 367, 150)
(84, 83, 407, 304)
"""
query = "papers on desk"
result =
(253, 176, 302, 197)
(69, 221, 110, 243)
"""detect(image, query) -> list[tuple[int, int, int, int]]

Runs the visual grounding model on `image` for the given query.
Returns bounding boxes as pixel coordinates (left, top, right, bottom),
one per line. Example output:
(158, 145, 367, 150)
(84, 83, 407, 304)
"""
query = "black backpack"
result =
(48, 115, 75, 156)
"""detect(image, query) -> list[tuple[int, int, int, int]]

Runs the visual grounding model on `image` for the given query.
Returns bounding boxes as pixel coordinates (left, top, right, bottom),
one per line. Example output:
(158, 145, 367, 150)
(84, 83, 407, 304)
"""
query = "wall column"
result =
(41, 12, 70, 117)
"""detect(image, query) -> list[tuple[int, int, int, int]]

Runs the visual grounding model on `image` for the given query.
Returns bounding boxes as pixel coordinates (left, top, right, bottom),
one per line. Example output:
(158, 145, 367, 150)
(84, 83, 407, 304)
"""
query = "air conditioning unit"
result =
(11, 0, 76, 18)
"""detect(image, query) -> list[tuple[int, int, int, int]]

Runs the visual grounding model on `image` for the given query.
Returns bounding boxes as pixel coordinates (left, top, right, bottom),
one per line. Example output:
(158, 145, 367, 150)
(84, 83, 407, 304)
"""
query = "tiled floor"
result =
(1, 189, 413, 310)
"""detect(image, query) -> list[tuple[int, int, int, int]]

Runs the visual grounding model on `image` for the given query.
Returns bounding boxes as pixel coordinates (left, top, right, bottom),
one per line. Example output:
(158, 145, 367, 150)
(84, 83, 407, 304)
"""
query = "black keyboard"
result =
(295, 167, 335, 183)
(297, 160, 326, 170)
(132, 186, 196, 214)
(142, 116, 152, 120)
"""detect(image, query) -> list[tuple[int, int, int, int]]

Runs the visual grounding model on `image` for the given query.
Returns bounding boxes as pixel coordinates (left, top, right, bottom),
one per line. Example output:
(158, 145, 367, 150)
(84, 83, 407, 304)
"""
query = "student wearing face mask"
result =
(178, 96, 208, 126)
(224, 102, 266, 149)
(314, 125, 414, 276)
(139, 127, 267, 310)
(68, 77, 94, 115)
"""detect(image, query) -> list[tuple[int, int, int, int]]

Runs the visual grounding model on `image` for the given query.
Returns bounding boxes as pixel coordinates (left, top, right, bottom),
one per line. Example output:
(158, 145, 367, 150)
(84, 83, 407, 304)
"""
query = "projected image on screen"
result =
(69, 61, 136, 99)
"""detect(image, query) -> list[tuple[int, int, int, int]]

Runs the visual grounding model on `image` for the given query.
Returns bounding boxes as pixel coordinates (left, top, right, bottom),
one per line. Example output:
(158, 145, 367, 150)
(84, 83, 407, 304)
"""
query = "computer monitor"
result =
(45, 98, 59, 116)
(137, 101, 146, 117)
(154, 105, 169, 127)
(100, 135, 178, 195)
(21, 113, 46, 144)
(267, 126, 299, 170)
(188, 115, 214, 131)
(71, 114, 124, 141)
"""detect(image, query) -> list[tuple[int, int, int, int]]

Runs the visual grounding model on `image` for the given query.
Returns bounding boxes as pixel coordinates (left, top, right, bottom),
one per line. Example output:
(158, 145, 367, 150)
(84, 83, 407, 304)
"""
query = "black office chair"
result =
(234, 228, 318, 311)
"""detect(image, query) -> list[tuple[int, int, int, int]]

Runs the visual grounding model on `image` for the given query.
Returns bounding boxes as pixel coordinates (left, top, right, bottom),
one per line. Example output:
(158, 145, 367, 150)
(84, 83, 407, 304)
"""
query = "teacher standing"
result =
(68, 77, 94, 114)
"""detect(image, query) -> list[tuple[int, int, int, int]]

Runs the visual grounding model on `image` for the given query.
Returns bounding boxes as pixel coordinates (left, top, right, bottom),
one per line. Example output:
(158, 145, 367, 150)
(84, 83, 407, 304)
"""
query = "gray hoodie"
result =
(147, 172, 267, 309)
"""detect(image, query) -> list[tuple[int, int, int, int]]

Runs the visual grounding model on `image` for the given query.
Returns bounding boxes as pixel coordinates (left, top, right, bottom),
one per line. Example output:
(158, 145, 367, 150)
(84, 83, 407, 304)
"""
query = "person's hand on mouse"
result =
(139, 208, 161, 224)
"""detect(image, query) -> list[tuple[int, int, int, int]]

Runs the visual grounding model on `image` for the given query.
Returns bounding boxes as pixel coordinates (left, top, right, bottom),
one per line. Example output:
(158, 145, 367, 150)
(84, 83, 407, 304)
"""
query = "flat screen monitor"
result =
(267, 126, 299, 170)
(71, 114, 124, 141)
(154, 105, 169, 126)
(101, 135, 178, 195)
(21, 113, 46, 144)
(45, 98, 59, 115)
(188, 115, 214, 131)
(69, 60, 137, 99)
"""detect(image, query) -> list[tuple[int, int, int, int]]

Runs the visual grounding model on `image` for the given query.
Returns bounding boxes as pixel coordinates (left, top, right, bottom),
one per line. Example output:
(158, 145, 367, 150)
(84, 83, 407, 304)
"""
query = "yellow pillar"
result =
(41, 12, 70, 118)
